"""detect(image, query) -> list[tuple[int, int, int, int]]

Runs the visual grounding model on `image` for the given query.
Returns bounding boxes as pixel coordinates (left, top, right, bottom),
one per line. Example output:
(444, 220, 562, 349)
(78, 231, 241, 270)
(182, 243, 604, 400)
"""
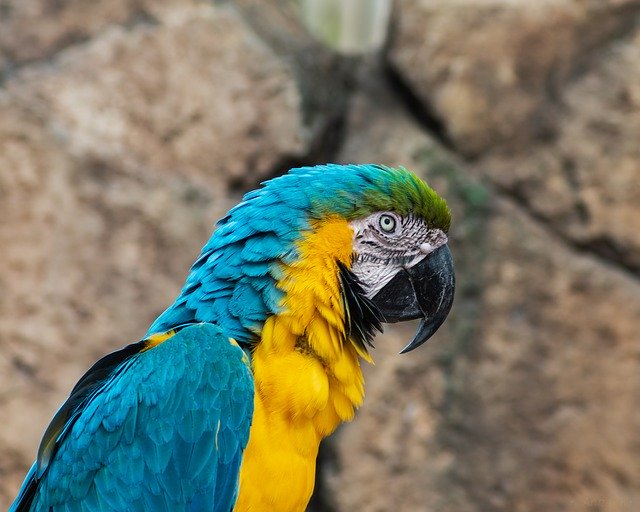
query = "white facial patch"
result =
(419, 229, 448, 256)
(349, 213, 447, 299)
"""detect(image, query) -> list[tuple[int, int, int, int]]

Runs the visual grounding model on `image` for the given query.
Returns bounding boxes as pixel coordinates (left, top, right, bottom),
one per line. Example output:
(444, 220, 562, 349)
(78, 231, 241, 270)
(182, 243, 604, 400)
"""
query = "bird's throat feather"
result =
(235, 217, 366, 511)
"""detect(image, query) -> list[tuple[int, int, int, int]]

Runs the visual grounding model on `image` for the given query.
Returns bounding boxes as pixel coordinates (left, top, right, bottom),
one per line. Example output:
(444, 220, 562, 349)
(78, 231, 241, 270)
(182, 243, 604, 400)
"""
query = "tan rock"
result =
(389, 0, 640, 156)
(0, 0, 166, 72)
(454, 199, 640, 512)
(485, 28, 640, 273)
(7, 4, 306, 186)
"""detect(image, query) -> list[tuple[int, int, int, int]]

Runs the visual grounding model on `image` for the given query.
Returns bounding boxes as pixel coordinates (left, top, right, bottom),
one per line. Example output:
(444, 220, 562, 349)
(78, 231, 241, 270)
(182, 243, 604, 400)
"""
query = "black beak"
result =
(370, 245, 455, 353)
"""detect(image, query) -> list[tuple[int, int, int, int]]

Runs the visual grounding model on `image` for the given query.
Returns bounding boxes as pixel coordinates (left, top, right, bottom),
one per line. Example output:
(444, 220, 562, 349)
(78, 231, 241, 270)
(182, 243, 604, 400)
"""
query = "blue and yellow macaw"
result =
(11, 164, 454, 512)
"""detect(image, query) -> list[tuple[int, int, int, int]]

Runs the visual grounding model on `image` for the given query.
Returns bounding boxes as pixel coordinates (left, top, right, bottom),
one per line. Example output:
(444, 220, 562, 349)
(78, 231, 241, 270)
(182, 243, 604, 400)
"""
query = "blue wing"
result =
(10, 323, 254, 512)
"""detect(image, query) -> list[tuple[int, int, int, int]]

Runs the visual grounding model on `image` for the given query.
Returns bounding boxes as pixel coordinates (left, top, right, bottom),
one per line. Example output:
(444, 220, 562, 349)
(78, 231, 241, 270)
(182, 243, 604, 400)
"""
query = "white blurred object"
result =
(299, 0, 392, 55)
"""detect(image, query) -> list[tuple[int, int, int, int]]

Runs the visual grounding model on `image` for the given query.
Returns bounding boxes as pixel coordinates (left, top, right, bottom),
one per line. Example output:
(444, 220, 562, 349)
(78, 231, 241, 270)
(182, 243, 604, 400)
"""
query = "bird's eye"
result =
(378, 214, 397, 233)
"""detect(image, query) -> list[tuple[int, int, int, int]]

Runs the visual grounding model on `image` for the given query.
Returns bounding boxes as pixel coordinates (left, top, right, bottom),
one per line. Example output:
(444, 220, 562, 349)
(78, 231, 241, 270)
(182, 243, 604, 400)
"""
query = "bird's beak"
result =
(370, 245, 455, 353)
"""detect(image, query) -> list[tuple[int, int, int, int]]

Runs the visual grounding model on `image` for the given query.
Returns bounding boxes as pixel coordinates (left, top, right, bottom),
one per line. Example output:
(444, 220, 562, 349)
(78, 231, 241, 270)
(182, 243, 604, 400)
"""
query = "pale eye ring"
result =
(378, 214, 397, 233)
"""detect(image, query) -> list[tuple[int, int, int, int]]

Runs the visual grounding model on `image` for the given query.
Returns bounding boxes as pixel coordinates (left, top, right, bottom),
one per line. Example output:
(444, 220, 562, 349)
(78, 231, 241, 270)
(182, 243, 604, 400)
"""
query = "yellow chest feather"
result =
(234, 218, 367, 512)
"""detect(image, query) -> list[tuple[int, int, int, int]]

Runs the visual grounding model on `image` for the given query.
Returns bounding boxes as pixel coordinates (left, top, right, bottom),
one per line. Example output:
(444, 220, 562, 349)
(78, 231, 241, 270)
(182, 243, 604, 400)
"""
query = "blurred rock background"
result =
(1, 1, 639, 510)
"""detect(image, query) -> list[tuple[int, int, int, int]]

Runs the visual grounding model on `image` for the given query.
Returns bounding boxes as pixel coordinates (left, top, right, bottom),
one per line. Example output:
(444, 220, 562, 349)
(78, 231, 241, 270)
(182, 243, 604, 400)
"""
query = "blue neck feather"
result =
(146, 164, 405, 343)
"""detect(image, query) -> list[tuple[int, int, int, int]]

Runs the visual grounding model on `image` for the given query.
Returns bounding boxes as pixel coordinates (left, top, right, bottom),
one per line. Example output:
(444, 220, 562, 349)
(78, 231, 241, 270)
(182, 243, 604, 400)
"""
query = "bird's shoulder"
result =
(11, 323, 253, 512)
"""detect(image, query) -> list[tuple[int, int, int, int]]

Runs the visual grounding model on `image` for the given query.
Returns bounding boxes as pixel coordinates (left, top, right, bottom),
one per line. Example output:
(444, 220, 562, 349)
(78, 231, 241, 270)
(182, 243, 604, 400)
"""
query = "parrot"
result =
(10, 163, 455, 512)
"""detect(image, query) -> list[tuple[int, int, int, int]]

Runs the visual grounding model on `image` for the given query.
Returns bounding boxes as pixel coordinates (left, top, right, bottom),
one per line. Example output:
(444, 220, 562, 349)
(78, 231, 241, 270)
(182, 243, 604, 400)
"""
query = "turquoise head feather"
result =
(147, 164, 451, 343)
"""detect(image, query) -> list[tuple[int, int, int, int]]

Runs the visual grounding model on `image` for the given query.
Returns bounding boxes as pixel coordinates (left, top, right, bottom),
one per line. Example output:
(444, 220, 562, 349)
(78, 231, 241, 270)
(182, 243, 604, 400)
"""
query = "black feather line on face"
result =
(338, 262, 384, 355)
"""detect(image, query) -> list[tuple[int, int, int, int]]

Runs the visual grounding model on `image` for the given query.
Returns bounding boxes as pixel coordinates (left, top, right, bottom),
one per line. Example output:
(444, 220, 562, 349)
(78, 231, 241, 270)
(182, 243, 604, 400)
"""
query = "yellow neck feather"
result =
(235, 217, 368, 511)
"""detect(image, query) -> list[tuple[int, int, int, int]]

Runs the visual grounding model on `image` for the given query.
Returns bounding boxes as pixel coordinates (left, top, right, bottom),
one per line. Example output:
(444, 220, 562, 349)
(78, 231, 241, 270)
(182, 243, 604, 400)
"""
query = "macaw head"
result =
(149, 164, 454, 357)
